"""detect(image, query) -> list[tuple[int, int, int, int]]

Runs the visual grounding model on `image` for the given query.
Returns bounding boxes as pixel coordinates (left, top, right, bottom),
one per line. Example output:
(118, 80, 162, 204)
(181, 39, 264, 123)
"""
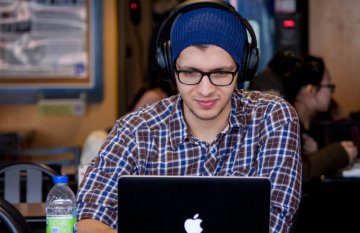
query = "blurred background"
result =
(0, 0, 358, 150)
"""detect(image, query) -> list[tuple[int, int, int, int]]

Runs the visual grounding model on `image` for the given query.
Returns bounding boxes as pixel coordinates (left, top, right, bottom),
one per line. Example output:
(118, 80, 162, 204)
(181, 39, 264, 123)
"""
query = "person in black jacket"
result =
(282, 54, 357, 184)
(250, 51, 358, 184)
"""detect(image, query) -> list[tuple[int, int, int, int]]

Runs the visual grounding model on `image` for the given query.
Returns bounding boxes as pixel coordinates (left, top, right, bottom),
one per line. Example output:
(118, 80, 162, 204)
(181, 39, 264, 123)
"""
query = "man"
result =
(76, 1, 302, 232)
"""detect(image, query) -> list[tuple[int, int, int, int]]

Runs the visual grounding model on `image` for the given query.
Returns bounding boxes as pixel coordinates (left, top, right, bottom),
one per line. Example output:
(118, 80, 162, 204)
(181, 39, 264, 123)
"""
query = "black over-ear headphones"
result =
(155, 0, 259, 83)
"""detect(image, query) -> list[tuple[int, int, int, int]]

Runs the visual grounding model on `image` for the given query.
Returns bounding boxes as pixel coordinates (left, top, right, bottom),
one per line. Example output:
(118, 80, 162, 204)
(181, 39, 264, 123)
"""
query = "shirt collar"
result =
(169, 95, 189, 149)
(229, 90, 247, 129)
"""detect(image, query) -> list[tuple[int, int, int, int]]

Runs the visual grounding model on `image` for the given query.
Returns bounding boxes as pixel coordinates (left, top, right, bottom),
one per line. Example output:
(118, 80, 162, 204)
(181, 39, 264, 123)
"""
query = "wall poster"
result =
(0, 0, 103, 103)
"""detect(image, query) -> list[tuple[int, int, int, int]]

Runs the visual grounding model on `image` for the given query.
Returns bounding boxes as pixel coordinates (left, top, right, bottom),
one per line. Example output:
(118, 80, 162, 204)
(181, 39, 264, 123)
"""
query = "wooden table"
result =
(13, 202, 46, 224)
(12, 203, 46, 232)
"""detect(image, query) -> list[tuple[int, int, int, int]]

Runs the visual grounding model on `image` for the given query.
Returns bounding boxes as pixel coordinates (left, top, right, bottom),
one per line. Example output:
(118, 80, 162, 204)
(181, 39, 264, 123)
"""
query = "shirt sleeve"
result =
(259, 101, 302, 233)
(76, 120, 139, 229)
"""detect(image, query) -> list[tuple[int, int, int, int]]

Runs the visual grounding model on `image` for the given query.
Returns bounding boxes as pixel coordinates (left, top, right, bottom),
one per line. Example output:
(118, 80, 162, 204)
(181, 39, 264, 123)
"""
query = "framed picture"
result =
(0, 0, 103, 103)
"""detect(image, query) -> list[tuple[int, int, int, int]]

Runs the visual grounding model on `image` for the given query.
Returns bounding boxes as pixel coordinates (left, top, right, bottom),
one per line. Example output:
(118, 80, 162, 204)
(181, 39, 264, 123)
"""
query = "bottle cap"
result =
(53, 175, 68, 184)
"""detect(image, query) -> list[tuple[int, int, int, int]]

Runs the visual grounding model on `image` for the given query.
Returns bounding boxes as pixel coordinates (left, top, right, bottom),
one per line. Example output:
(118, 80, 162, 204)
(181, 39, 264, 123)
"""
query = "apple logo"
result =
(184, 213, 203, 233)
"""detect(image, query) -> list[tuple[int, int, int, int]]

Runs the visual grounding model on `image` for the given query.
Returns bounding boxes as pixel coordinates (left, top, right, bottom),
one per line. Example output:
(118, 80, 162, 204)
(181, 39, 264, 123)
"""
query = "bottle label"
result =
(46, 215, 77, 233)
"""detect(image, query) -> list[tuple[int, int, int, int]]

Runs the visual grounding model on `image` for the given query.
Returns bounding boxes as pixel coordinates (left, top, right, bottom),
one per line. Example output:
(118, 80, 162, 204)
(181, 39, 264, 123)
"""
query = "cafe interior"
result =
(1, 0, 360, 232)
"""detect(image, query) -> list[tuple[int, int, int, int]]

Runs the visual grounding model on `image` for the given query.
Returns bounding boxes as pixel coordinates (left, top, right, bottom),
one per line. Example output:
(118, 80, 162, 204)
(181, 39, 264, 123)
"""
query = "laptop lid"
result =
(118, 176, 271, 233)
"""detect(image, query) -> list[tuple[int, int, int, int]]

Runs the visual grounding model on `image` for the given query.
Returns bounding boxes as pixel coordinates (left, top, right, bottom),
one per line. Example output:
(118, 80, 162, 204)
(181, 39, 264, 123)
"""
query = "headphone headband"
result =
(156, 0, 259, 83)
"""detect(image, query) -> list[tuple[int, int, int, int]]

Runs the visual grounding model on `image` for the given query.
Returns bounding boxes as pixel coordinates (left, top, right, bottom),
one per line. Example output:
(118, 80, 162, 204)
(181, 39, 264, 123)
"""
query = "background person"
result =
(281, 55, 358, 184)
(250, 51, 358, 184)
(248, 50, 302, 97)
(128, 0, 180, 112)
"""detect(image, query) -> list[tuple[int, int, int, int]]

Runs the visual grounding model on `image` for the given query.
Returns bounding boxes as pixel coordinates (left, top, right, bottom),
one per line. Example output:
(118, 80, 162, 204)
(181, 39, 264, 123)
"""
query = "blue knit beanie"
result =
(170, 7, 247, 67)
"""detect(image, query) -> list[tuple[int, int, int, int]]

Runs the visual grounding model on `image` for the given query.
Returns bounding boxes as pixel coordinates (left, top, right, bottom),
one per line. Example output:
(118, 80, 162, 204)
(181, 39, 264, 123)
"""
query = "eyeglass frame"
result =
(174, 66, 238, 86)
(317, 83, 336, 93)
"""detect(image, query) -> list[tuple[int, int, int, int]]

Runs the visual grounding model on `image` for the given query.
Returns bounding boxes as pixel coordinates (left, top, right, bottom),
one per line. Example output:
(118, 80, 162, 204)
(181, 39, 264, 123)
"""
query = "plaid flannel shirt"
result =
(77, 89, 302, 233)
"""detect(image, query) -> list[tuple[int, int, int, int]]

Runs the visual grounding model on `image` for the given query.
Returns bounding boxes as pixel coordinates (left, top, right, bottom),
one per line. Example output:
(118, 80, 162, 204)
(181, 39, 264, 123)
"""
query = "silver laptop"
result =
(118, 176, 271, 233)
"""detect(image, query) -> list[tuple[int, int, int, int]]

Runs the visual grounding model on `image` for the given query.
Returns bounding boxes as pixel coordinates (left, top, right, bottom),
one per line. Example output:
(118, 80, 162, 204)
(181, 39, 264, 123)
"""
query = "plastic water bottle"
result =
(46, 175, 77, 233)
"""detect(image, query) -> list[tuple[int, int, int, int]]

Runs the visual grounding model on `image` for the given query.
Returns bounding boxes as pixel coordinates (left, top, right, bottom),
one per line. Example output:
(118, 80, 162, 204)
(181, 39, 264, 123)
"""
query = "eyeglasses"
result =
(174, 67, 238, 86)
(318, 84, 336, 93)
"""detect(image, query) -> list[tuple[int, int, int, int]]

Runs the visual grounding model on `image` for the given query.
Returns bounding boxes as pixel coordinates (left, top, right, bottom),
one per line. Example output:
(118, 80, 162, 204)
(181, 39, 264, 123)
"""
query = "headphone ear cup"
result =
(156, 43, 167, 75)
(164, 40, 174, 79)
(246, 44, 259, 81)
(239, 42, 259, 83)
(156, 40, 173, 79)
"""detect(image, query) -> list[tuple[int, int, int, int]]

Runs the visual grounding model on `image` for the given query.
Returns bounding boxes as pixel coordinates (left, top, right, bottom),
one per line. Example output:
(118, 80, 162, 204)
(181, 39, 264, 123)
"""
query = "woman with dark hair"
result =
(282, 55, 358, 184)
(248, 50, 302, 97)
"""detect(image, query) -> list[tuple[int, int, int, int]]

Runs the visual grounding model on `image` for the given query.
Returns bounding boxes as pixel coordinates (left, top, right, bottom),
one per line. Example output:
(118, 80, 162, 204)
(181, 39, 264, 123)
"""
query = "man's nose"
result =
(197, 75, 216, 94)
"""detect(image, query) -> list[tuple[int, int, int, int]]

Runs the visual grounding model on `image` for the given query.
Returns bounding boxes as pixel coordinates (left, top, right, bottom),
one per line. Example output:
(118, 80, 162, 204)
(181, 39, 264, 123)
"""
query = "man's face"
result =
(175, 45, 238, 123)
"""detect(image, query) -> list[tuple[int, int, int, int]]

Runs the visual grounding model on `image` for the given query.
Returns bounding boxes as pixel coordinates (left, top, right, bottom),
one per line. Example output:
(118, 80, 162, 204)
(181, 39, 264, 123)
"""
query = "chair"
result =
(4, 146, 81, 167)
(6, 146, 82, 188)
(0, 162, 58, 204)
(0, 198, 32, 233)
(312, 119, 360, 150)
(0, 133, 19, 151)
(0, 131, 35, 156)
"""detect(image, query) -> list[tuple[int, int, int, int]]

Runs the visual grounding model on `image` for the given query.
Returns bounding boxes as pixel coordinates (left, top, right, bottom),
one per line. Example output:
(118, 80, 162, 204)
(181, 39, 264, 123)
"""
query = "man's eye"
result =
(182, 71, 198, 76)
(211, 72, 228, 78)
